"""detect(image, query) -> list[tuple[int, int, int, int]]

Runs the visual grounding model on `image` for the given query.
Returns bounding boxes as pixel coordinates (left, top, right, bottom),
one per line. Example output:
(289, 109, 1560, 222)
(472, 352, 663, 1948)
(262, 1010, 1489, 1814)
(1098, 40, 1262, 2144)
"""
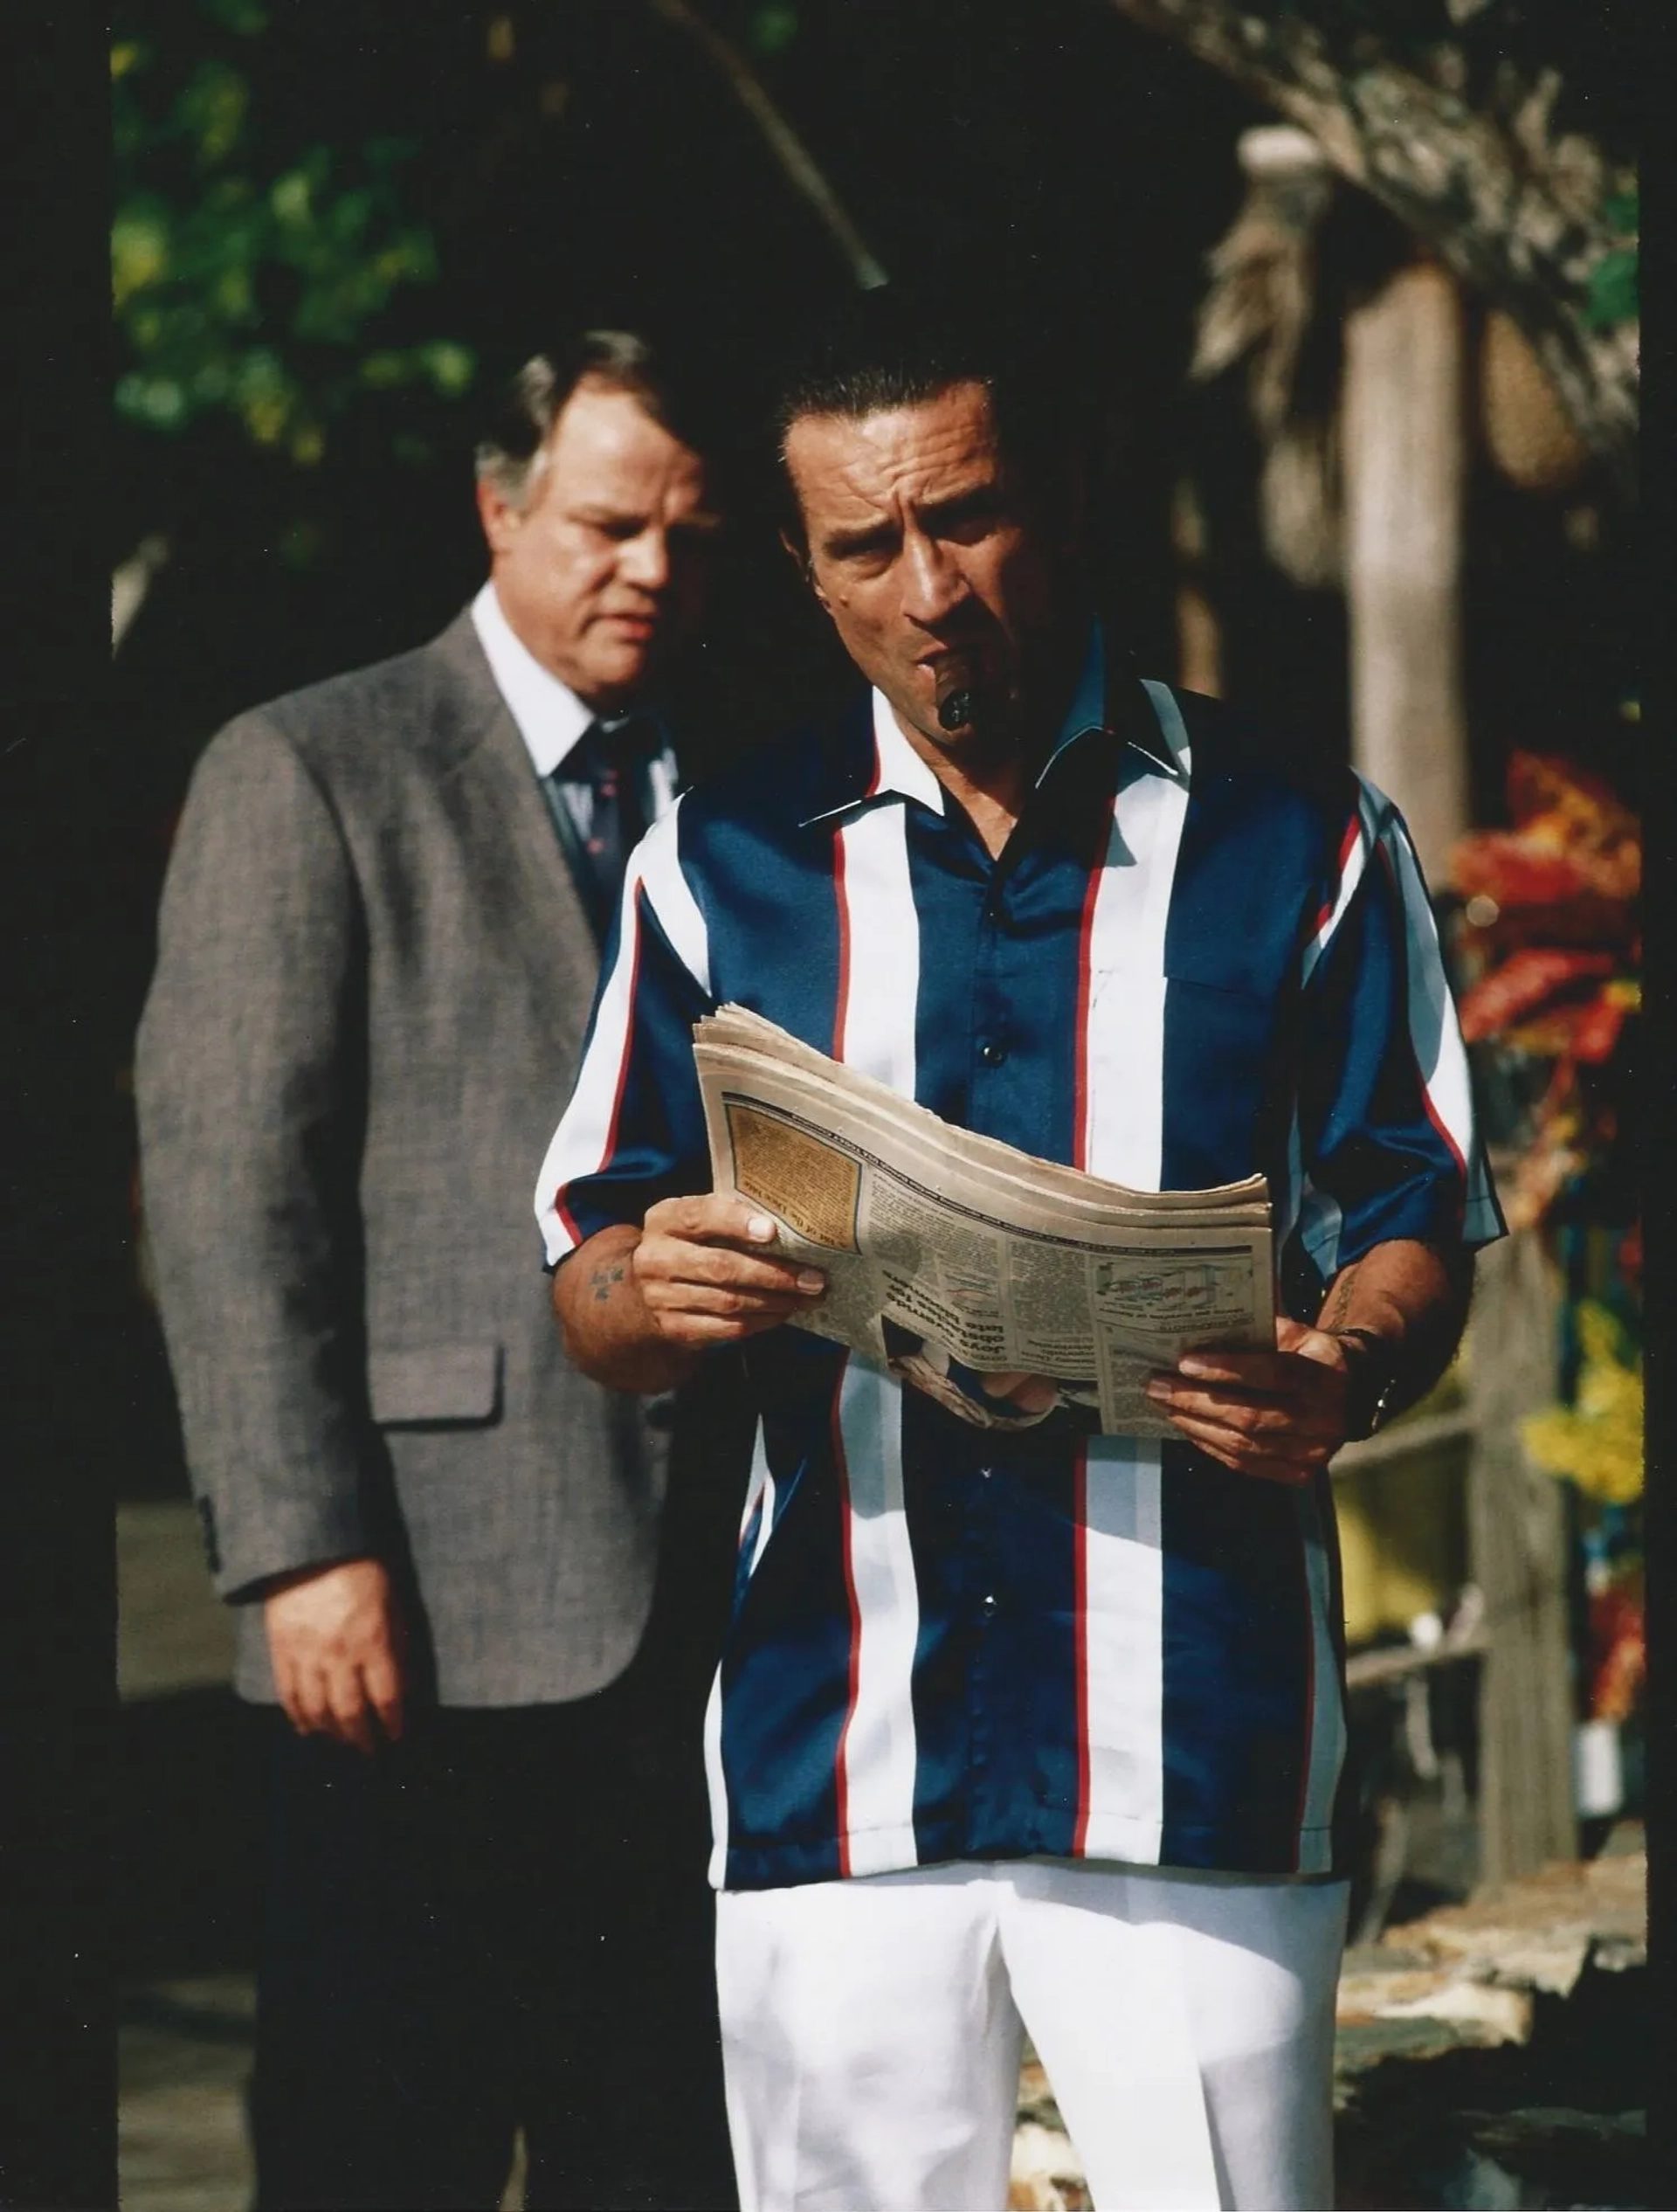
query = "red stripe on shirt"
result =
(738, 1491, 763, 1559)
(832, 826, 852, 1063)
(1311, 804, 1364, 943)
(602, 885, 648, 1170)
(1072, 798, 1115, 1171)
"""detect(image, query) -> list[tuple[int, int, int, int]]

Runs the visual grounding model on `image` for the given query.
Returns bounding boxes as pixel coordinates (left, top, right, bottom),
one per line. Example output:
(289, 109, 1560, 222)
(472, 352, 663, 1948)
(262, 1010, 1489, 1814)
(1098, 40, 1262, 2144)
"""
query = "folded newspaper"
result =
(694, 1006, 1273, 1437)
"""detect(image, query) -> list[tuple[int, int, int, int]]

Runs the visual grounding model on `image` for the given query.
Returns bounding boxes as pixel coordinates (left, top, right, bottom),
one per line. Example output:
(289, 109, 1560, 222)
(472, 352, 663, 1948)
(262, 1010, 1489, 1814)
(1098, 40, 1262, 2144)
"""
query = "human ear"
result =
(780, 526, 829, 610)
(477, 475, 523, 558)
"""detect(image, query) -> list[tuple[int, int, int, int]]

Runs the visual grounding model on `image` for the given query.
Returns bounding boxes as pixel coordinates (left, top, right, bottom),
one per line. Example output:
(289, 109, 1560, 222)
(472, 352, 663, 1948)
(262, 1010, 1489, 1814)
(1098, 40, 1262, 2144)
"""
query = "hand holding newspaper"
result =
(694, 1006, 1273, 1437)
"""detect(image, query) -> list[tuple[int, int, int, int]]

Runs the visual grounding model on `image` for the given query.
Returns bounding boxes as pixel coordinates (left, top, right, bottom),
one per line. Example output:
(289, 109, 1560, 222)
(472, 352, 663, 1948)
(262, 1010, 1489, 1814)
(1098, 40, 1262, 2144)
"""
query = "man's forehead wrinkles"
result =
(552, 452, 709, 520)
(822, 446, 1000, 524)
(790, 394, 999, 505)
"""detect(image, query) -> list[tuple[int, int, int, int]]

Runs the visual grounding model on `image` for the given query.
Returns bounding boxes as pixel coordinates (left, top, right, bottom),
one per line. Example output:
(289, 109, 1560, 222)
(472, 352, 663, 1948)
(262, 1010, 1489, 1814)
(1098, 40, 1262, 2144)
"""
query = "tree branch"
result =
(647, 0, 888, 291)
(112, 535, 169, 655)
(1102, 0, 1636, 495)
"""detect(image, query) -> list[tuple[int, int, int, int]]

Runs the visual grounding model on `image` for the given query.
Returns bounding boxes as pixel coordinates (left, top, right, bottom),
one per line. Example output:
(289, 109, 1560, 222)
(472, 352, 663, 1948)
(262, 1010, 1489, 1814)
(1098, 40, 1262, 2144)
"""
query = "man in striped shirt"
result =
(535, 287, 1501, 2211)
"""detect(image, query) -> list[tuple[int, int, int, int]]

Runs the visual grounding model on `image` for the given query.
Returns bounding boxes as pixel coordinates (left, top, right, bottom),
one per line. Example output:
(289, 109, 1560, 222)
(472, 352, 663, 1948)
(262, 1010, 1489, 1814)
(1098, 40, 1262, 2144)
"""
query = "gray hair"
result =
(475, 329, 700, 508)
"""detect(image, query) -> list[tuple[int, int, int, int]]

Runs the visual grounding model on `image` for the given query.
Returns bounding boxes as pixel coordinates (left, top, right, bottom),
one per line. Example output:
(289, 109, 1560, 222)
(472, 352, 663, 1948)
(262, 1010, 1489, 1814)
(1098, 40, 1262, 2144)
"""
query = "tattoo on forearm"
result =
(590, 1262, 627, 1303)
(1322, 1266, 1357, 1330)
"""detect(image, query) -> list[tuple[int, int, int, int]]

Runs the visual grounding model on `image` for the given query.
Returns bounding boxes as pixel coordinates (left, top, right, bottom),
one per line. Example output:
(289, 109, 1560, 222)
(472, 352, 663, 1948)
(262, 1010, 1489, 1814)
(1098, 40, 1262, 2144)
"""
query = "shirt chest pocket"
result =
(1085, 962, 1281, 1192)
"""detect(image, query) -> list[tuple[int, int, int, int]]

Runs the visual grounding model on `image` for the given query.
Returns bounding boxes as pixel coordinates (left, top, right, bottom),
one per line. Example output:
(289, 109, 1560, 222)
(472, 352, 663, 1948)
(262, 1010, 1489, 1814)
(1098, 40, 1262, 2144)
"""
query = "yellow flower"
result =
(1522, 1303, 1643, 1504)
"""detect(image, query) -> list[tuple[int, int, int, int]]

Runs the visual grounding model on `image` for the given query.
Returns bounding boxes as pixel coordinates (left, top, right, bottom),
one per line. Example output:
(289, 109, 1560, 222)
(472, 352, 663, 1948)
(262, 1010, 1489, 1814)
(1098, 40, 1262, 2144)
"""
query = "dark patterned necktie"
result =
(544, 715, 657, 939)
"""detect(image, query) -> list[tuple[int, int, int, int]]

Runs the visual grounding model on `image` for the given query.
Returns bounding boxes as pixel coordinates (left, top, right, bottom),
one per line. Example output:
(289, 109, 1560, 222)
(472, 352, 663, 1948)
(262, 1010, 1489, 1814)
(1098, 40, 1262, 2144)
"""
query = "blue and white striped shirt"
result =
(536, 630, 1502, 1890)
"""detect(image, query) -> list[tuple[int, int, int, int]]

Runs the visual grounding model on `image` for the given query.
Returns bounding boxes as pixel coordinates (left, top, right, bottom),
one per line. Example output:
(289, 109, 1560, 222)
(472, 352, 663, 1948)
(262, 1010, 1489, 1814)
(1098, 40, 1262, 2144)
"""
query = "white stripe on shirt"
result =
(1069, 688, 1187, 1857)
(834, 801, 921, 1093)
(1079, 1438, 1167, 1863)
(534, 858, 646, 1263)
(828, 799, 922, 1874)
(532, 805, 708, 1262)
(1377, 798, 1500, 1234)
(1082, 753, 1190, 1192)
(833, 1357, 921, 1876)
(1303, 783, 1377, 985)
(635, 798, 711, 996)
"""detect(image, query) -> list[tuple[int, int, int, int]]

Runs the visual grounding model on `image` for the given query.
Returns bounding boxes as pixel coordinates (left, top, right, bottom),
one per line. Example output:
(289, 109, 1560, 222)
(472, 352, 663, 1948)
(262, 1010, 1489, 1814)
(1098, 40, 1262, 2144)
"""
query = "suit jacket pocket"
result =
(368, 1342, 503, 1427)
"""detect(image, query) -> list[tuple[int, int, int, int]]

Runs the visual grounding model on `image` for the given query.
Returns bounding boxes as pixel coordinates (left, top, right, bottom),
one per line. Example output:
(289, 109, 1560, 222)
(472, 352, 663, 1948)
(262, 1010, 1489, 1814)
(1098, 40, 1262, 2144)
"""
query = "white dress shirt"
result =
(470, 581, 678, 826)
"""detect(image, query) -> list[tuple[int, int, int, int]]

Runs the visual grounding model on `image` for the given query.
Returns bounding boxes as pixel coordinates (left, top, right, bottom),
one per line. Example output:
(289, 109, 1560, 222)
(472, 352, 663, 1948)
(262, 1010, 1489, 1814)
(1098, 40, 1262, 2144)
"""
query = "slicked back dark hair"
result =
(772, 280, 1072, 531)
(475, 329, 708, 506)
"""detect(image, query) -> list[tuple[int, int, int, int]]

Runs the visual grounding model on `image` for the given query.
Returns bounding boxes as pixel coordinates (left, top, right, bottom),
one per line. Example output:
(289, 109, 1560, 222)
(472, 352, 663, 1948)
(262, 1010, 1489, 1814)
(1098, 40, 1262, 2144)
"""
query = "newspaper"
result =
(694, 1006, 1273, 1437)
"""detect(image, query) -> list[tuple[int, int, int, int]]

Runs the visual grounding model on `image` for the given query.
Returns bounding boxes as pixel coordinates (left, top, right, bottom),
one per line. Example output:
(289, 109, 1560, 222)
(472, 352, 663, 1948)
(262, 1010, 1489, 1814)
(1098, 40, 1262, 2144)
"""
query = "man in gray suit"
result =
(136, 332, 741, 2210)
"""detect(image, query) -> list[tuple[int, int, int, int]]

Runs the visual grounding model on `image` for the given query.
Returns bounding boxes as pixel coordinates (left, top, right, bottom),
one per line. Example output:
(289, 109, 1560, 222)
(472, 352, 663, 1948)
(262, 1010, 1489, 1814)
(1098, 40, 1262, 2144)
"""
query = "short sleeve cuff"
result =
(1305, 1172, 1506, 1281)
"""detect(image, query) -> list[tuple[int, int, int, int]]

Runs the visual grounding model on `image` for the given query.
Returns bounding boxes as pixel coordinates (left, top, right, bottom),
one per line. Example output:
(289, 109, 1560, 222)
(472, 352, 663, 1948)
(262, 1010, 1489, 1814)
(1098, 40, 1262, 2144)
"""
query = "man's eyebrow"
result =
(820, 518, 900, 561)
(918, 482, 1002, 529)
(568, 502, 723, 532)
(820, 481, 1003, 559)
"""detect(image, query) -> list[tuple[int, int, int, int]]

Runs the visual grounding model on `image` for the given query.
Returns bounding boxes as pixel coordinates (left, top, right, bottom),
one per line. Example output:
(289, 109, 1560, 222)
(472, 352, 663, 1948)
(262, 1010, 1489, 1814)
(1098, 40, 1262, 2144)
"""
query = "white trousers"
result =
(714, 1859, 1349, 2212)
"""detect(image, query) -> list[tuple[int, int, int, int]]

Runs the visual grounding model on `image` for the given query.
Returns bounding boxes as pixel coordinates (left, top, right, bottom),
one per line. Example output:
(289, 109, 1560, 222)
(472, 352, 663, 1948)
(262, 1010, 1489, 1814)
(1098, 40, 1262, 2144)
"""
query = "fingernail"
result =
(797, 1270, 825, 1293)
(747, 1214, 776, 1241)
(1177, 1358, 1211, 1379)
(1144, 1379, 1169, 1400)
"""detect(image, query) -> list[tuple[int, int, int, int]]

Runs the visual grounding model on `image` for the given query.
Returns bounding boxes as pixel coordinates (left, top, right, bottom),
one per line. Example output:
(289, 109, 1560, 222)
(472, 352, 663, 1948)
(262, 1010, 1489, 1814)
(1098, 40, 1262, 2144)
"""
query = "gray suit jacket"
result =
(135, 609, 671, 1706)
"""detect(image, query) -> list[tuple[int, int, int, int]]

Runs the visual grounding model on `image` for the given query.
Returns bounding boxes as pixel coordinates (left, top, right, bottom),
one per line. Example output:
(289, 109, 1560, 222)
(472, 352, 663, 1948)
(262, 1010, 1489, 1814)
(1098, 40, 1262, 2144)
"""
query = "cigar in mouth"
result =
(937, 687, 977, 734)
(935, 661, 993, 735)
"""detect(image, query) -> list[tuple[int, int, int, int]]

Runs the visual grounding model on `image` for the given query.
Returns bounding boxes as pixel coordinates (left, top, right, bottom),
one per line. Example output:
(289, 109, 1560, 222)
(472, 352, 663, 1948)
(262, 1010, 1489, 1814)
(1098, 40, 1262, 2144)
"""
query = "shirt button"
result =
(980, 1593, 997, 1618)
(978, 1039, 1008, 1068)
(978, 1465, 993, 1481)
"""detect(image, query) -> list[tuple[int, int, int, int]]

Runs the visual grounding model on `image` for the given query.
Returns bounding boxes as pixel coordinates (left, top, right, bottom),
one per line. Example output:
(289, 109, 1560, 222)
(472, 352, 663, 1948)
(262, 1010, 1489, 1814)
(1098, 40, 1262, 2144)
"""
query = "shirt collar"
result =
(867, 689, 949, 814)
(797, 620, 1183, 830)
(1039, 623, 1188, 785)
(1036, 619, 1109, 785)
(471, 580, 596, 780)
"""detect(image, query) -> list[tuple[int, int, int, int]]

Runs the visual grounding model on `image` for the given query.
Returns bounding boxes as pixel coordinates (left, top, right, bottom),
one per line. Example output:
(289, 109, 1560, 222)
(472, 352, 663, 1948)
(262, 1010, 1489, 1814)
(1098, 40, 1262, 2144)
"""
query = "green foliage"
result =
(113, 3, 474, 468)
(1583, 195, 1638, 331)
(749, 5, 801, 56)
(1584, 252, 1638, 332)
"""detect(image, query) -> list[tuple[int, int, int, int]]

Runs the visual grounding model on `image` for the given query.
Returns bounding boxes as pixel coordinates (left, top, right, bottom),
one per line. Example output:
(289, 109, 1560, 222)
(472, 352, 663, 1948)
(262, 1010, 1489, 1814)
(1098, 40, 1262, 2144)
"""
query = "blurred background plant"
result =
(113, 10, 472, 467)
(1451, 753, 1640, 1235)
(112, 0, 478, 653)
(1525, 1302, 1644, 1515)
(1449, 762, 1644, 1795)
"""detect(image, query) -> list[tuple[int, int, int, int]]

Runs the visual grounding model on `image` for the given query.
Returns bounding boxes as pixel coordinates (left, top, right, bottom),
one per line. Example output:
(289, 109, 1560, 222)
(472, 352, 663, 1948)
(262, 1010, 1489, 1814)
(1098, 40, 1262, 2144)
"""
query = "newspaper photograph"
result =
(694, 1007, 1273, 1437)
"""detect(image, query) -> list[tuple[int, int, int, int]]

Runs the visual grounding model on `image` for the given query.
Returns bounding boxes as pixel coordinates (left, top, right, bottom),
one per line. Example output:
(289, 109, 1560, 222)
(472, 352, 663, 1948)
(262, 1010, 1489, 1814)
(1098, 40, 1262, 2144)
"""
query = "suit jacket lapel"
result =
(424, 611, 604, 1055)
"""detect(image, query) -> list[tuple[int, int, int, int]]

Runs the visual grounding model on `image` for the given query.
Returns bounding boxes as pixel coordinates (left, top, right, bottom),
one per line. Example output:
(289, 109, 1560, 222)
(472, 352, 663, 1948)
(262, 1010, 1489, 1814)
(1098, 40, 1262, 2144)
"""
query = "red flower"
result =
(1458, 950, 1617, 1044)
